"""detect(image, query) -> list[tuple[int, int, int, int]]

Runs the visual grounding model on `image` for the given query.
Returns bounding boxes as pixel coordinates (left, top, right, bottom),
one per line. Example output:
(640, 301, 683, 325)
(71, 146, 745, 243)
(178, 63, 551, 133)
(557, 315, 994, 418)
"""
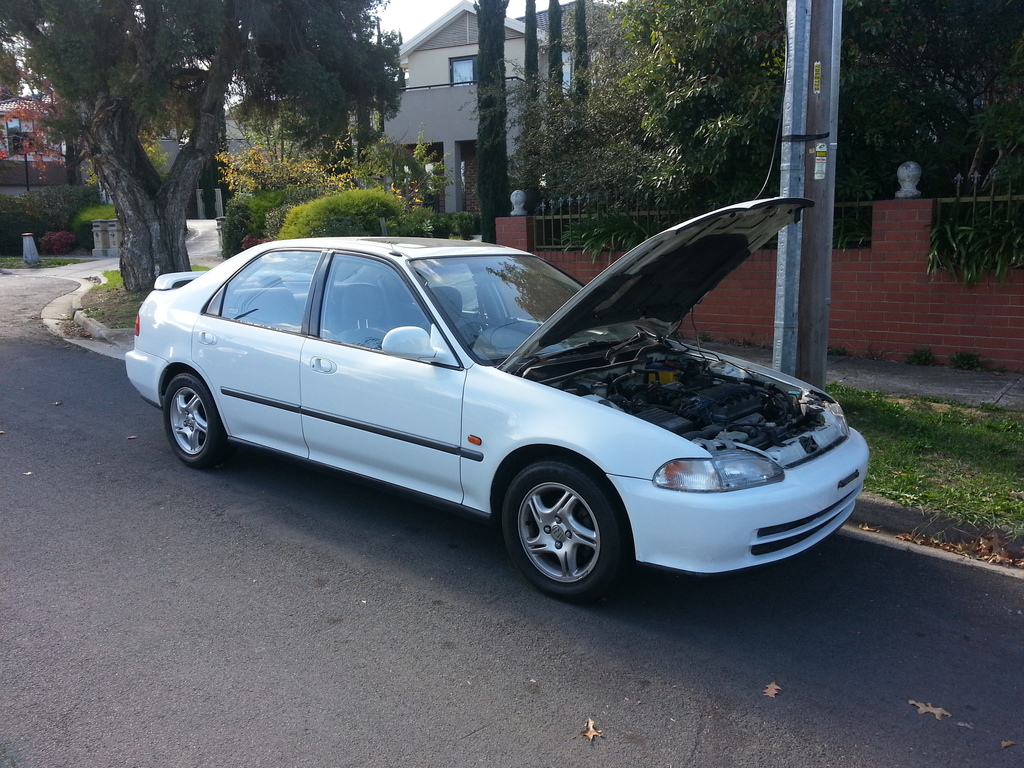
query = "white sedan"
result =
(127, 198, 869, 602)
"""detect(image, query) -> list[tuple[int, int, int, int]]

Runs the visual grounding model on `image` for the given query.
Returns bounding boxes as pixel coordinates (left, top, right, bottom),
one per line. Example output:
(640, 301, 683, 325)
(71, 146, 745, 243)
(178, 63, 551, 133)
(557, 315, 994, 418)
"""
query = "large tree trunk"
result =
(80, 85, 228, 292)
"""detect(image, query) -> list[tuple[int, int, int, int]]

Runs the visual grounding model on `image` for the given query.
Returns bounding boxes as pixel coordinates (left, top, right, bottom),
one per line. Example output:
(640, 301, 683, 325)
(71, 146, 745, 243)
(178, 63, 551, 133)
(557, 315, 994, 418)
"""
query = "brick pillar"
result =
(495, 216, 535, 253)
(870, 198, 934, 264)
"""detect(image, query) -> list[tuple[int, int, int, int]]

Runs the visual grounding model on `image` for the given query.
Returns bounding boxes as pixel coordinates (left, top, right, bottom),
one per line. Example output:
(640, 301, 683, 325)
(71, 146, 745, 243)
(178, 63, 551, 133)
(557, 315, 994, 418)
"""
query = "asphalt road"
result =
(2, 274, 1022, 768)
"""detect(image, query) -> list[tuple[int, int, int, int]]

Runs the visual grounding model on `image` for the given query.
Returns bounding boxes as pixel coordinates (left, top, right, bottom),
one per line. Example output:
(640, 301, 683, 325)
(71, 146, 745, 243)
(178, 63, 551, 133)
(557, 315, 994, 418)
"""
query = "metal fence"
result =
(531, 193, 697, 251)
(530, 193, 878, 252)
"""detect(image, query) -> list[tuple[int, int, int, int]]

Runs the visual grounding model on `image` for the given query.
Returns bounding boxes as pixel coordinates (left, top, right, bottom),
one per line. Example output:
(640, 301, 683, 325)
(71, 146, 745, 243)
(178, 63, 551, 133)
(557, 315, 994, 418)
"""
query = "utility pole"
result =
(773, 0, 842, 388)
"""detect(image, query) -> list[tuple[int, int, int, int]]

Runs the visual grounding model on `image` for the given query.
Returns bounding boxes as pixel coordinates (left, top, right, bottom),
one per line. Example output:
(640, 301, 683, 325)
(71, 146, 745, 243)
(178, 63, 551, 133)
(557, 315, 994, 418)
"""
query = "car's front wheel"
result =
(502, 460, 631, 602)
(163, 373, 233, 468)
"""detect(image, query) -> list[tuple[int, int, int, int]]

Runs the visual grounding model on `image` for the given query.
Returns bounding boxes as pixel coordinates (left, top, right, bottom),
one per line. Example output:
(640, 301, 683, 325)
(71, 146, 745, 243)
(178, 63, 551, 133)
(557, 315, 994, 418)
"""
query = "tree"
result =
(619, 0, 1024, 206)
(572, 0, 589, 101)
(476, 0, 511, 243)
(547, 0, 565, 94)
(0, 1, 400, 292)
(511, 1, 655, 199)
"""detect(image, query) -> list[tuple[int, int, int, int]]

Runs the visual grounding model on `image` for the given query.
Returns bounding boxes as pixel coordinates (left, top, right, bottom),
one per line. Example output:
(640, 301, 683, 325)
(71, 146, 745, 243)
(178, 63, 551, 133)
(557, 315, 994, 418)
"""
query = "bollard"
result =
(22, 233, 40, 265)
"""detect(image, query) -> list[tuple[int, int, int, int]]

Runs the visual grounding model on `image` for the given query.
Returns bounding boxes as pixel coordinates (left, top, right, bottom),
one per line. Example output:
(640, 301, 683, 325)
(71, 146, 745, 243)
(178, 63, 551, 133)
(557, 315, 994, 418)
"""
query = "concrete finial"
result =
(510, 189, 527, 216)
(896, 161, 922, 199)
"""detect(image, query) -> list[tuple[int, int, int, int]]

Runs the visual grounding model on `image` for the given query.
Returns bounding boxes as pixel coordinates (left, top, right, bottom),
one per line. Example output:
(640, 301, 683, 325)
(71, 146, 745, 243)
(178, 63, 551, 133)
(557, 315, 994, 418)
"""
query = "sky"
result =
(376, 0, 529, 41)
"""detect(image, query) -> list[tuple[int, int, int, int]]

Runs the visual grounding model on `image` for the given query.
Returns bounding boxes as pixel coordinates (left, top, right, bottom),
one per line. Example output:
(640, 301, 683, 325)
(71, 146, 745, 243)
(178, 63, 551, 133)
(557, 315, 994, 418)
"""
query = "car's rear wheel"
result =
(502, 460, 631, 602)
(163, 373, 233, 468)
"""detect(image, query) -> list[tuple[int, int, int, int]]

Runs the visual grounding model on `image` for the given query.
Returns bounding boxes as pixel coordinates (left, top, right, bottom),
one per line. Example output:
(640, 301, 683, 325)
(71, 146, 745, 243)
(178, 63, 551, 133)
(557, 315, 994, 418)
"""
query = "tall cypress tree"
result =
(547, 0, 564, 95)
(524, 0, 539, 97)
(476, 0, 511, 243)
(572, 0, 589, 101)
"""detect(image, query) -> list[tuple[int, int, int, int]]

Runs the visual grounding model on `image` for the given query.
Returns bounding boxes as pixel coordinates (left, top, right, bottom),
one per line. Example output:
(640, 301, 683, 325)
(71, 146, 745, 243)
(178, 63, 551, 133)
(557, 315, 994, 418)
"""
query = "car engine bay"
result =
(520, 338, 849, 468)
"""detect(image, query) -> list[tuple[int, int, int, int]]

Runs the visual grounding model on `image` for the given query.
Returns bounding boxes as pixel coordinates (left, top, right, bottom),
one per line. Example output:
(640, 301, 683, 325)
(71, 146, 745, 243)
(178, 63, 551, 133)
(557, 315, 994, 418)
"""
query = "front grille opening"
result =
(751, 519, 831, 556)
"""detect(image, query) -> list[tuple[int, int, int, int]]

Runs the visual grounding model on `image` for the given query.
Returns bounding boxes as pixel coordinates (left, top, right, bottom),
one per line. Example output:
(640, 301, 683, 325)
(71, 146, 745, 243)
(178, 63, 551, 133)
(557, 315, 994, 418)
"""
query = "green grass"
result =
(830, 384, 1024, 536)
(80, 267, 209, 328)
(0, 256, 86, 268)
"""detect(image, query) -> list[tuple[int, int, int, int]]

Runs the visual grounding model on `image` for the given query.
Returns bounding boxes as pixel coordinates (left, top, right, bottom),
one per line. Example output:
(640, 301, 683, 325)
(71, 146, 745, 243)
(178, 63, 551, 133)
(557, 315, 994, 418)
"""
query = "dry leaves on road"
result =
(908, 700, 952, 720)
(581, 718, 603, 742)
(763, 682, 783, 698)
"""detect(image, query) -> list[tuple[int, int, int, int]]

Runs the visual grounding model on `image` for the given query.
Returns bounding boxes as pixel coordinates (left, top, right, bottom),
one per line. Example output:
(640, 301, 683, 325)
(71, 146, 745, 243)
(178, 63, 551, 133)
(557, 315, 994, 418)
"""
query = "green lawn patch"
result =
(0, 256, 86, 268)
(80, 267, 209, 328)
(830, 384, 1024, 537)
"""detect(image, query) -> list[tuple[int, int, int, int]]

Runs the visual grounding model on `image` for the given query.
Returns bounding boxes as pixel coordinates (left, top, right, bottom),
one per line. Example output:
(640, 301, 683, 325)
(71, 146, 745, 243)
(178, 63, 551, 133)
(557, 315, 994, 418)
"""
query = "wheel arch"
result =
(158, 363, 209, 406)
(489, 444, 635, 556)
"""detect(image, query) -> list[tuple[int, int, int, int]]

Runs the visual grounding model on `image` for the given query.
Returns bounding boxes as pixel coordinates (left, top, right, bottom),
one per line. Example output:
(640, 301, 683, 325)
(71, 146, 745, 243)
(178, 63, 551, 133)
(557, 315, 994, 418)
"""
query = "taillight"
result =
(134, 314, 140, 336)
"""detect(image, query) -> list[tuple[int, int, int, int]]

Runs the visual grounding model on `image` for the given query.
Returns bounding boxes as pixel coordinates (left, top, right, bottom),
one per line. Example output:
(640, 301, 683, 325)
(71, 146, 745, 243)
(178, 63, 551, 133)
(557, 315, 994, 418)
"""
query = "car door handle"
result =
(198, 331, 217, 345)
(309, 357, 337, 374)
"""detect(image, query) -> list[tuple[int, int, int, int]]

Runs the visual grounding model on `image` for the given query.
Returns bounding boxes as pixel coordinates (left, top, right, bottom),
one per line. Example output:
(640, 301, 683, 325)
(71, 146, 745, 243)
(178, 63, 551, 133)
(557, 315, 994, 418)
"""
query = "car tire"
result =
(502, 460, 631, 603)
(163, 373, 233, 468)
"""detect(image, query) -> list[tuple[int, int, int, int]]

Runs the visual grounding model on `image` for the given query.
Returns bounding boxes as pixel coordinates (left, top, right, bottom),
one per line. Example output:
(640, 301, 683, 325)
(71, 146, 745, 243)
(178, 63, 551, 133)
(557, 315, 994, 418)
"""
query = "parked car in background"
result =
(126, 198, 869, 601)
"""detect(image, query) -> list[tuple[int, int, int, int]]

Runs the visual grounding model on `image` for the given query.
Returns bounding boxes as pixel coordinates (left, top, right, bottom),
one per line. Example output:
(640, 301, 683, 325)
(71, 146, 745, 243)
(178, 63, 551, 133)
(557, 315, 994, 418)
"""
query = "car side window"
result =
(319, 253, 430, 350)
(216, 250, 321, 332)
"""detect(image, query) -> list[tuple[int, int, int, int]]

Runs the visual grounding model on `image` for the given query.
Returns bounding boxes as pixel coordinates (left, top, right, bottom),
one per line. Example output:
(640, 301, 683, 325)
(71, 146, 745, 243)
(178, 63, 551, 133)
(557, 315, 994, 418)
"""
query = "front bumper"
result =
(609, 429, 871, 574)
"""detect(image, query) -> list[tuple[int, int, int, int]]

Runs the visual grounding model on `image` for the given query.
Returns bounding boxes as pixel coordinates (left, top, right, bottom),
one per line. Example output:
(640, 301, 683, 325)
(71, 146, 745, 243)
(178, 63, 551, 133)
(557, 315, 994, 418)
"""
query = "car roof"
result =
(263, 237, 531, 262)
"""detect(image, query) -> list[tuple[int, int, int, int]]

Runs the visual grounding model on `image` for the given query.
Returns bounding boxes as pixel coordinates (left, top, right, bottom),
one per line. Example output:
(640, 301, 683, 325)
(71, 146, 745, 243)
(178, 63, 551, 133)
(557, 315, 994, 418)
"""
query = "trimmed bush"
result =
(277, 188, 404, 240)
(0, 186, 102, 254)
(72, 204, 117, 249)
(40, 231, 79, 255)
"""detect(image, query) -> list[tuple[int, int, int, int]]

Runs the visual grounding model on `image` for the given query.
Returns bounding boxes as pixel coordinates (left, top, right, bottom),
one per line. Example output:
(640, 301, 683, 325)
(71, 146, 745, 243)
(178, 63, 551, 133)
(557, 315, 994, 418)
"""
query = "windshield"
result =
(411, 254, 584, 364)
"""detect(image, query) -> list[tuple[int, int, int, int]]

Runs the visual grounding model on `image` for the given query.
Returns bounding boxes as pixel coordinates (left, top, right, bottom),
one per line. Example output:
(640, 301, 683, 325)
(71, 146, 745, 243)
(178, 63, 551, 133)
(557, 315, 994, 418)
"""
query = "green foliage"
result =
(387, 208, 455, 239)
(449, 212, 480, 240)
(72, 204, 117, 249)
(0, 197, 46, 254)
(929, 198, 1024, 285)
(0, 186, 102, 253)
(1, 0, 402, 291)
(277, 188, 404, 240)
(830, 384, 1024, 536)
(949, 351, 984, 371)
(563, 214, 654, 259)
(905, 347, 936, 367)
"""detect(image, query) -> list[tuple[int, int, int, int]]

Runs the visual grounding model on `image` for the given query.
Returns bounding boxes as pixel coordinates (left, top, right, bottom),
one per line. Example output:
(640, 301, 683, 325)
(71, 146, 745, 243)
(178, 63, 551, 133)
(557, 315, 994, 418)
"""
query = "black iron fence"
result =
(530, 194, 878, 252)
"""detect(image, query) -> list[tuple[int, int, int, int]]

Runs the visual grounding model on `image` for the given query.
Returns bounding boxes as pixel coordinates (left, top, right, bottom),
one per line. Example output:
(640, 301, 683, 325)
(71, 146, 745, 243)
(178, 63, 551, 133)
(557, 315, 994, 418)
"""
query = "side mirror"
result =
(381, 326, 458, 366)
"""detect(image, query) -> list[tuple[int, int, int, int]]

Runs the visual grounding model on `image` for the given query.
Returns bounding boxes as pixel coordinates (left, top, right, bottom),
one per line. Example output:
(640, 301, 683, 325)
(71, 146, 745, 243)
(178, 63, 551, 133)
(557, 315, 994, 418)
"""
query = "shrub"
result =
(277, 188, 404, 239)
(240, 235, 270, 250)
(39, 231, 78, 255)
(72, 204, 117, 249)
(950, 351, 983, 370)
(0, 196, 45, 253)
(22, 185, 101, 231)
(905, 347, 935, 366)
(450, 211, 480, 240)
(388, 207, 436, 238)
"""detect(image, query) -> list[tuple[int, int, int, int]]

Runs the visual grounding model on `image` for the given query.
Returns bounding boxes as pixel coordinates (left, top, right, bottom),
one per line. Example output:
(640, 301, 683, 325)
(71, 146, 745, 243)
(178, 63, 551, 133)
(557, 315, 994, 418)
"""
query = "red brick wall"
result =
(496, 199, 1024, 370)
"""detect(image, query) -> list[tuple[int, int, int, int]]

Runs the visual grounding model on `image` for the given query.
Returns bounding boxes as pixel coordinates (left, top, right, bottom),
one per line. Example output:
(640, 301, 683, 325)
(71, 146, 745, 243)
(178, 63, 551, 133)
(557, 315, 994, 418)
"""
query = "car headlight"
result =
(823, 400, 850, 437)
(654, 451, 784, 492)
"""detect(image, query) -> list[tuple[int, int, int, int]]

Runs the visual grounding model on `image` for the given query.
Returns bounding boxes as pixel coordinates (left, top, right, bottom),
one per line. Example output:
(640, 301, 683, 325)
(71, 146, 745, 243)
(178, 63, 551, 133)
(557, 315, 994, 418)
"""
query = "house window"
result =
(450, 56, 476, 85)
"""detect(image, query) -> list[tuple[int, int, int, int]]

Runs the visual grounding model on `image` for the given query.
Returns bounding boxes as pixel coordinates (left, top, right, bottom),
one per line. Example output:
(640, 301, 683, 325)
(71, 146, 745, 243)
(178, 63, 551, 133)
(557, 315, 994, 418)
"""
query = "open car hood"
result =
(500, 197, 812, 372)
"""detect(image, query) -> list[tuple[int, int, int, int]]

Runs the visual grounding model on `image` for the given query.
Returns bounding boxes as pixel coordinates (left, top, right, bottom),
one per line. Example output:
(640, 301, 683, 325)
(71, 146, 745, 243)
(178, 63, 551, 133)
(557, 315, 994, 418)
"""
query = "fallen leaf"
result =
(763, 682, 782, 698)
(127, 435, 138, 440)
(908, 700, 951, 720)
(22, 472, 33, 475)
(1009, 492, 1024, 501)
(50, 401, 62, 406)
(1002, 741, 1017, 749)
(581, 717, 603, 742)
(858, 523, 880, 532)
(955, 721, 975, 729)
